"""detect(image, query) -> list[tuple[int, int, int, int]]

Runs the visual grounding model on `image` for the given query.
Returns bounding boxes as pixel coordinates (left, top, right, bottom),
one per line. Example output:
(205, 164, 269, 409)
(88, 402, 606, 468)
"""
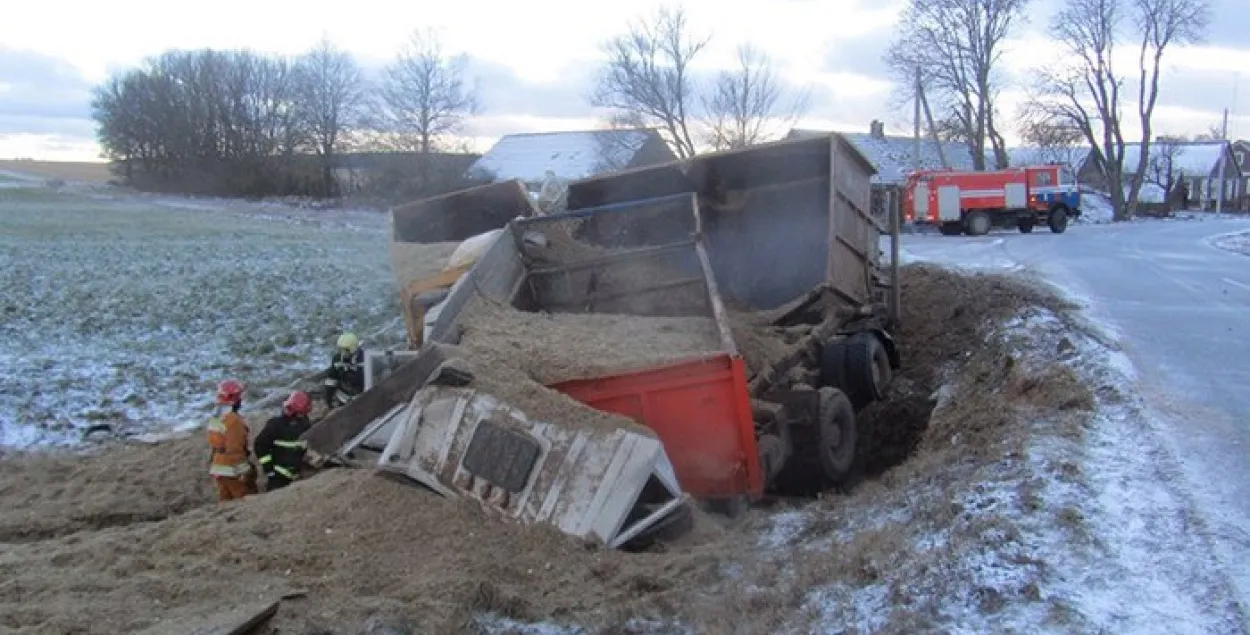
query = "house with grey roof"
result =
(466, 129, 677, 193)
(787, 121, 976, 223)
(1077, 140, 1243, 209)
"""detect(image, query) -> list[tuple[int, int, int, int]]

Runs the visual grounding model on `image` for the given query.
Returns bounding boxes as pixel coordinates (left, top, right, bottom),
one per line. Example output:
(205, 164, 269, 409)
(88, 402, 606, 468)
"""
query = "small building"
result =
(787, 121, 976, 223)
(1077, 140, 1244, 209)
(465, 129, 677, 194)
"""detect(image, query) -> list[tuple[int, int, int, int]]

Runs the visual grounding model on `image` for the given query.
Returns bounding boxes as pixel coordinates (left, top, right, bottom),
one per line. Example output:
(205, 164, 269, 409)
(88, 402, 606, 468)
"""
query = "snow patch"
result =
(1208, 229, 1250, 257)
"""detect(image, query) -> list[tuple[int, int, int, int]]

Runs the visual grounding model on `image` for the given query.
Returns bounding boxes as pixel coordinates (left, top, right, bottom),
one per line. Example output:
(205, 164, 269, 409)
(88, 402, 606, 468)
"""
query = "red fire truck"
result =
(902, 165, 1083, 236)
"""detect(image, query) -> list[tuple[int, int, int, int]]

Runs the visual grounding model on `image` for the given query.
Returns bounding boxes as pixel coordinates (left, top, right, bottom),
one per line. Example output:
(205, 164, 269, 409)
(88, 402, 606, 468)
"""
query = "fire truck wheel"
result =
(1049, 207, 1070, 233)
(965, 211, 992, 236)
(816, 387, 857, 481)
(1017, 218, 1035, 233)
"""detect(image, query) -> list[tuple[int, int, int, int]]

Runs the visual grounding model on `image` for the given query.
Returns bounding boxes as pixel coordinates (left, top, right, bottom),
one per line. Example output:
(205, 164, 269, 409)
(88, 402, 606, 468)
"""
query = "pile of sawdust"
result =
(0, 463, 744, 634)
(442, 348, 654, 436)
(456, 302, 723, 385)
(727, 310, 794, 376)
(389, 241, 461, 289)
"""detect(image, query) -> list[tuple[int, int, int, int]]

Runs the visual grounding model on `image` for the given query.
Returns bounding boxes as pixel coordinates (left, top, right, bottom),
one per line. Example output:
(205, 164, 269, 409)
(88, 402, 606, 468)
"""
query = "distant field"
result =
(0, 186, 398, 448)
(0, 160, 114, 183)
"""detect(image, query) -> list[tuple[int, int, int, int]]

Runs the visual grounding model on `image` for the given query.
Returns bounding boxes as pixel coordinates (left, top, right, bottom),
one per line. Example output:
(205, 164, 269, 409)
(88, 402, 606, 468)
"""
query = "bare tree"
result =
(378, 29, 479, 155)
(886, 0, 1031, 171)
(293, 37, 370, 196)
(1145, 134, 1187, 193)
(1017, 102, 1087, 167)
(1022, 0, 1208, 220)
(701, 44, 809, 150)
(592, 6, 708, 159)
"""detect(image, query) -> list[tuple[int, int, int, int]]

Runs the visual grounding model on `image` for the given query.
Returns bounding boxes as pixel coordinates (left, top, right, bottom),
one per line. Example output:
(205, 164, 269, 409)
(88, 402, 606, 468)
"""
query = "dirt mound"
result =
(457, 302, 723, 384)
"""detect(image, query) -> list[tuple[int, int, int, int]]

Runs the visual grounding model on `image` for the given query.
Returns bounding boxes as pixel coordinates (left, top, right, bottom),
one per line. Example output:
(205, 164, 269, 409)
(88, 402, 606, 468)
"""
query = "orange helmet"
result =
(216, 379, 245, 405)
(283, 391, 312, 417)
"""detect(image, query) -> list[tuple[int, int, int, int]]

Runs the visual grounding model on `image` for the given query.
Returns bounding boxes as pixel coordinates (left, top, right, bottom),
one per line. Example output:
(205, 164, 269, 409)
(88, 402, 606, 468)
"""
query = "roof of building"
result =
(997, 146, 1091, 169)
(1120, 141, 1232, 177)
(467, 129, 664, 183)
(788, 128, 975, 185)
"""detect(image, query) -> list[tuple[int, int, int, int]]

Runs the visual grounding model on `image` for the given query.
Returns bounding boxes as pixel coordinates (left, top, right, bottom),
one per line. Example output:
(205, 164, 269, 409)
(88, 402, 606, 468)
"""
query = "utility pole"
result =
(913, 65, 921, 174)
(1215, 107, 1229, 215)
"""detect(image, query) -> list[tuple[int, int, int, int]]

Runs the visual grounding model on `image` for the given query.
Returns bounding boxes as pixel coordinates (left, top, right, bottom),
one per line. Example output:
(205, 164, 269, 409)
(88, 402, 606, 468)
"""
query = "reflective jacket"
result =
(207, 408, 252, 478)
(254, 414, 312, 481)
(324, 348, 365, 404)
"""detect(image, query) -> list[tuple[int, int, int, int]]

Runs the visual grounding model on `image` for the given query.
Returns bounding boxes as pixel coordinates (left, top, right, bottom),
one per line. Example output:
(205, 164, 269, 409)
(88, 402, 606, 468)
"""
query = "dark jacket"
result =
(254, 414, 312, 481)
(325, 348, 365, 406)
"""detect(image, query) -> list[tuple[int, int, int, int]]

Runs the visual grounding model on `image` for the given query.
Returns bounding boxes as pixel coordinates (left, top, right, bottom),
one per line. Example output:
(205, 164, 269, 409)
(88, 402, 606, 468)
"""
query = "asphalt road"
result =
(901, 216, 1250, 606)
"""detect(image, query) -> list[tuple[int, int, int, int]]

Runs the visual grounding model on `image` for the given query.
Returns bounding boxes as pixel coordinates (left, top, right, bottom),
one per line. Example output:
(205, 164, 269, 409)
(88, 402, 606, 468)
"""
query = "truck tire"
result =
(831, 332, 892, 409)
(1049, 206, 1069, 234)
(1017, 218, 1034, 233)
(938, 222, 963, 236)
(816, 387, 857, 482)
(965, 211, 992, 236)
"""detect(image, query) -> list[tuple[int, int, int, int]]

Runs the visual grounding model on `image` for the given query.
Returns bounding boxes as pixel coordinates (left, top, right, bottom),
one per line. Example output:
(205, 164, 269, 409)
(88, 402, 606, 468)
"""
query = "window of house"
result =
(1238, 151, 1245, 167)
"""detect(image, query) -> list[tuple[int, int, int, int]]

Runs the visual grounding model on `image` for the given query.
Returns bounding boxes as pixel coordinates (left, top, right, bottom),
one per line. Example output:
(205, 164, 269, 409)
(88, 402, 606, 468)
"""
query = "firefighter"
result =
(206, 379, 258, 502)
(324, 332, 365, 408)
(255, 391, 313, 491)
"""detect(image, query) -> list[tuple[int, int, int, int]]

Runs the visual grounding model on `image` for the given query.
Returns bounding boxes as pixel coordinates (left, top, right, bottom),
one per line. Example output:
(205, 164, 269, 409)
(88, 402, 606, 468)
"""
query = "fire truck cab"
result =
(903, 165, 1082, 236)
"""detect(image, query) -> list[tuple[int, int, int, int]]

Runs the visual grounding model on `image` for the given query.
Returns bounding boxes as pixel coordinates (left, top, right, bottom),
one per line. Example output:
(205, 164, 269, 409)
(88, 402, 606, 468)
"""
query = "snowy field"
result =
(1, 184, 398, 448)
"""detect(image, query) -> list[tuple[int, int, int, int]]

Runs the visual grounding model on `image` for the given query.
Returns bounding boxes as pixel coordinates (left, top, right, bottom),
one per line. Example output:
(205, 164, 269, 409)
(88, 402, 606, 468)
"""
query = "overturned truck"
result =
(422, 133, 902, 511)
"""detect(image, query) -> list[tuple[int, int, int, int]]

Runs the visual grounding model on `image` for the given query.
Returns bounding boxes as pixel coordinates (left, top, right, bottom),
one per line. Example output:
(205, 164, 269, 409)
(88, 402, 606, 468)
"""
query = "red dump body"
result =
(553, 354, 763, 500)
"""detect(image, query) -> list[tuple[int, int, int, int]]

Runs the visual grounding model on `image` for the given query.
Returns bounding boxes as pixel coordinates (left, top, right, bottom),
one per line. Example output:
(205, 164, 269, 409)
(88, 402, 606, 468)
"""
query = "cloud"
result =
(0, 47, 95, 136)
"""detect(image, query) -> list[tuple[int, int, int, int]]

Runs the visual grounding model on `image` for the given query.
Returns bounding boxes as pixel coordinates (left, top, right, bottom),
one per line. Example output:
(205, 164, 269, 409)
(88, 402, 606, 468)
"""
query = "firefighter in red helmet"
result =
(254, 391, 315, 491)
(206, 379, 258, 502)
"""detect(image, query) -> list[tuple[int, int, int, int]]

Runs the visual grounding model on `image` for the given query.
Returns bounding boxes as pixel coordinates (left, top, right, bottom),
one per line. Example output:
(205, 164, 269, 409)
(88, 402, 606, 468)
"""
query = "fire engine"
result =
(902, 165, 1083, 236)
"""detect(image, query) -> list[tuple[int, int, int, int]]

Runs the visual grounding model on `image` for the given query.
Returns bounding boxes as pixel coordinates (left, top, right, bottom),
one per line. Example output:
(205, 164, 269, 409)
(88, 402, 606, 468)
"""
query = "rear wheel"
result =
(825, 332, 892, 410)
(1017, 218, 1035, 233)
(1049, 206, 1069, 233)
(965, 211, 992, 236)
(816, 387, 857, 483)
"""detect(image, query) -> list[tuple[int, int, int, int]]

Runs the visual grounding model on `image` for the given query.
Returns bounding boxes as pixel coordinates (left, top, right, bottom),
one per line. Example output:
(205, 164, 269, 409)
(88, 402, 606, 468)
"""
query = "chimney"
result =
(870, 120, 885, 139)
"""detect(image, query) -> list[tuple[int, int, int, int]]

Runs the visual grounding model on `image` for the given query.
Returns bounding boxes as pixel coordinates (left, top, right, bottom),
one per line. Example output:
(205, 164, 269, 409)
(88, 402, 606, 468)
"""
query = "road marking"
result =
(1221, 277, 1250, 293)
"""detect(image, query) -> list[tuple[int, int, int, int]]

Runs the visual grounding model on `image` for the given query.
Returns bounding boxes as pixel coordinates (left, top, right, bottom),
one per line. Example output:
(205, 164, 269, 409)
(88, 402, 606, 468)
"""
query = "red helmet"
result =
(216, 379, 245, 404)
(283, 391, 312, 417)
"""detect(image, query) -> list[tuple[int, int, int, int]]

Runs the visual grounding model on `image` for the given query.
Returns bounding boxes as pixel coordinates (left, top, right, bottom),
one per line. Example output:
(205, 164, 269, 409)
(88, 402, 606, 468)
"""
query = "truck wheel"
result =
(836, 332, 892, 409)
(1017, 218, 1034, 233)
(757, 433, 787, 483)
(965, 211, 991, 236)
(938, 222, 963, 236)
(816, 387, 857, 482)
(1049, 207, 1069, 234)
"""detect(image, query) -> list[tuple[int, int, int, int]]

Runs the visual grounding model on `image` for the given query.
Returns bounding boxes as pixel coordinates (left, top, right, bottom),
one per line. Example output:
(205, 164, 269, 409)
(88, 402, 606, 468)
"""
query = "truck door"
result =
(938, 185, 961, 221)
(914, 182, 930, 220)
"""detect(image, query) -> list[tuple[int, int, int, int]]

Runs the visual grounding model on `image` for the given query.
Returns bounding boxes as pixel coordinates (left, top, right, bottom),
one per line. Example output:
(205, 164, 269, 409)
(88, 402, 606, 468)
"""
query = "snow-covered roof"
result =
(999, 146, 1091, 169)
(788, 128, 975, 185)
(1120, 141, 1231, 178)
(467, 129, 662, 184)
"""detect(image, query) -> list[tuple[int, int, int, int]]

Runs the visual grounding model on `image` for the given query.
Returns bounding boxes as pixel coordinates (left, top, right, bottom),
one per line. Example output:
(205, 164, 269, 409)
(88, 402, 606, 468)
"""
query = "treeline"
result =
(91, 34, 480, 199)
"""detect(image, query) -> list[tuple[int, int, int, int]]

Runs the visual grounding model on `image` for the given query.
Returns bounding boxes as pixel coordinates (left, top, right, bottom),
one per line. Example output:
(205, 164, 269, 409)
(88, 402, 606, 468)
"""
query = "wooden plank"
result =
(300, 345, 452, 455)
(691, 197, 738, 356)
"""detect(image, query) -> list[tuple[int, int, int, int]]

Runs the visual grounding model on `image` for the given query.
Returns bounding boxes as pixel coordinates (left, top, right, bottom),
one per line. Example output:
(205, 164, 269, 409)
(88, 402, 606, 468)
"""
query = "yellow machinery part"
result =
(400, 265, 471, 349)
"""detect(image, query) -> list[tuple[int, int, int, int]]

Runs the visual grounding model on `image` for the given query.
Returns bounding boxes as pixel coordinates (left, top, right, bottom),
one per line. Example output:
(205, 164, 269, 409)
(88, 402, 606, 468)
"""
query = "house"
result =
(787, 121, 976, 223)
(465, 129, 677, 193)
(1233, 140, 1250, 208)
(1077, 140, 1244, 209)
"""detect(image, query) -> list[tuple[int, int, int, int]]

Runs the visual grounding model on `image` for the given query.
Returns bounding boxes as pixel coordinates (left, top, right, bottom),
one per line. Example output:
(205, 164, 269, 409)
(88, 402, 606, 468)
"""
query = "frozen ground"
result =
(899, 222, 1250, 631)
(0, 183, 397, 449)
(1212, 229, 1250, 257)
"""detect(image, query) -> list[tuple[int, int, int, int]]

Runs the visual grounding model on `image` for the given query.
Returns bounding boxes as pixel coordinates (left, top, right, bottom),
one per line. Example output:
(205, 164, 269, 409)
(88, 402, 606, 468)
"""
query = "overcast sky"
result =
(0, 0, 1246, 161)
